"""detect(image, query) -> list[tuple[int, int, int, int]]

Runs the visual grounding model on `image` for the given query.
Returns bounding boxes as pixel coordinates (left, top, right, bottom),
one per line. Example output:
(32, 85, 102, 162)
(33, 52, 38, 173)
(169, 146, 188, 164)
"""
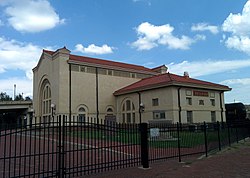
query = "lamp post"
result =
(139, 103, 145, 124)
(51, 103, 56, 124)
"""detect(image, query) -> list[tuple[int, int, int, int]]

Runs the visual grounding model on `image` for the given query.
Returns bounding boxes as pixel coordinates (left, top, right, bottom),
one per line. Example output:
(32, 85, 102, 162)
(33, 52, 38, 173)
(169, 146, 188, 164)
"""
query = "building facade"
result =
(33, 47, 231, 124)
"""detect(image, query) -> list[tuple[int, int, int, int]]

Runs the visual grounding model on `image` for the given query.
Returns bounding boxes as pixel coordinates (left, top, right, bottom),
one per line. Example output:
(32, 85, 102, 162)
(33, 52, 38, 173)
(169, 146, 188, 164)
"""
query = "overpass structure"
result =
(0, 101, 33, 127)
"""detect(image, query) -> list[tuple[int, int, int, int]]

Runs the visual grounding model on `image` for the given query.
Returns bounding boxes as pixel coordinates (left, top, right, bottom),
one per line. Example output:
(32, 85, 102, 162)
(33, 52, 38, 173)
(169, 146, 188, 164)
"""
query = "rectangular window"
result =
(199, 100, 204, 105)
(107, 70, 113, 76)
(131, 73, 136, 78)
(80, 66, 86, 72)
(71, 64, 79, 72)
(210, 99, 215, 106)
(152, 98, 159, 106)
(210, 92, 215, 98)
(98, 68, 106, 75)
(211, 111, 216, 122)
(186, 97, 192, 105)
(187, 111, 193, 123)
(153, 111, 166, 119)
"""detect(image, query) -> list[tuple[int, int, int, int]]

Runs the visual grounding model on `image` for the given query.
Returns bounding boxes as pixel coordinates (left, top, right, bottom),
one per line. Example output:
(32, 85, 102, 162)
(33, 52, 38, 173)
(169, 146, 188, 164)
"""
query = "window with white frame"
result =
(42, 84, 51, 123)
(211, 111, 216, 122)
(152, 98, 159, 106)
(122, 99, 135, 123)
(78, 106, 87, 122)
(199, 100, 204, 105)
(210, 99, 215, 106)
(186, 97, 192, 105)
(187, 111, 193, 123)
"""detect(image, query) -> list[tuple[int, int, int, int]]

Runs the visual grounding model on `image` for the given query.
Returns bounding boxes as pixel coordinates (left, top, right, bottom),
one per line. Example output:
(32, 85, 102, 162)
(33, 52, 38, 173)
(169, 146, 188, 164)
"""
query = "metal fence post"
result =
(177, 122, 181, 162)
(227, 123, 231, 147)
(140, 123, 149, 169)
(57, 115, 62, 178)
(57, 115, 65, 178)
(204, 122, 208, 157)
(217, 121, 221, 151)
(236, 127, 239, 143)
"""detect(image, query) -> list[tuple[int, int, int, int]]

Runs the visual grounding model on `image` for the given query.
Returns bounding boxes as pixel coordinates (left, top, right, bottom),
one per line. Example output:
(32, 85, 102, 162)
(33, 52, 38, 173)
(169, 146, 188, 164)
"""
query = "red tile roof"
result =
(114, 73, 231, 95)
(43, 49, 156, 74)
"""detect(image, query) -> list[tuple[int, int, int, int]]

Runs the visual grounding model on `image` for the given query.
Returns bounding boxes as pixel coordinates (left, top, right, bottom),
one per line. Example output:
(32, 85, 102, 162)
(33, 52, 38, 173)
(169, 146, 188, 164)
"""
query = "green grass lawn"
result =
(68, 127, 239, 148)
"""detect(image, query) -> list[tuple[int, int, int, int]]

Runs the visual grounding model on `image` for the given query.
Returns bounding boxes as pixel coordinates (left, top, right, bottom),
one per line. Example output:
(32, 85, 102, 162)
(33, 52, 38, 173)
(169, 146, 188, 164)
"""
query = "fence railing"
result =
(144, 120, 250, 165)
(0, 116, 249, 177)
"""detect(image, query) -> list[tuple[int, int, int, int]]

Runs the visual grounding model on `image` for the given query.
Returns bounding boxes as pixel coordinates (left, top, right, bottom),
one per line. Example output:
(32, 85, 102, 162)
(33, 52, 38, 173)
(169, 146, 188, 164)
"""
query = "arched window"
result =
(42, 84, 51, 123)
(121, 99, 135, 123)
(78, 106, 87, 122)
(106, 107, 114, 116)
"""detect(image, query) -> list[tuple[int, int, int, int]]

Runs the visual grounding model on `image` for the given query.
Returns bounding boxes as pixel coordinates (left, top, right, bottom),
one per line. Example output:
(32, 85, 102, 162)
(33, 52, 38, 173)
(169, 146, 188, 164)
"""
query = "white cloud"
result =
(74, 44, 114, 55)
(191, 23, 219, 34)
(131, 22, 203, 50)
(225, 35, 250, 54)
(167, 59, 250, 77)
(222, 0, 250, 54)
(0, 37, 42, 80)
(221, 78, 250, 104)
(2, 0, 65, 33)
(221, 78, 250, 86)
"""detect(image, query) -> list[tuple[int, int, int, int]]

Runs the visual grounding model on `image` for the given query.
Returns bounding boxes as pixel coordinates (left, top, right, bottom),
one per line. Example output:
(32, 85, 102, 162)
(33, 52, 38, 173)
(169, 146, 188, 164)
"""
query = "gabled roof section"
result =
(114, 73, 231, 96)
(42, 49, 157, 74)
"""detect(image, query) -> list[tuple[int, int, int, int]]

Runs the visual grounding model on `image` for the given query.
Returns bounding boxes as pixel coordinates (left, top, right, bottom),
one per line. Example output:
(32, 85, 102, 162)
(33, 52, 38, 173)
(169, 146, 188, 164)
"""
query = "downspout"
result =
(69, 63, 72, 120)
(138, 92, 142, 124)
(177, 87, 182, 123)
(96, 68, 99, 121)
(220, 91, 224, 122)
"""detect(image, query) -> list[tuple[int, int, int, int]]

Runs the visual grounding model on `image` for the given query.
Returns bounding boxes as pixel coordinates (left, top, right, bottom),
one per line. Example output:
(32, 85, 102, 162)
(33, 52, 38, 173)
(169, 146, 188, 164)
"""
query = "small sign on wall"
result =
(150, 128, 160, 138)
(193, 90, 209, 97)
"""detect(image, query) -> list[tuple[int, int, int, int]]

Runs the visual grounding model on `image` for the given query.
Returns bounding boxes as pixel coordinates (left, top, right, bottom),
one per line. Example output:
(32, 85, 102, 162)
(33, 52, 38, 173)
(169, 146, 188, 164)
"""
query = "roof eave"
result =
(114, 81, 231, 96)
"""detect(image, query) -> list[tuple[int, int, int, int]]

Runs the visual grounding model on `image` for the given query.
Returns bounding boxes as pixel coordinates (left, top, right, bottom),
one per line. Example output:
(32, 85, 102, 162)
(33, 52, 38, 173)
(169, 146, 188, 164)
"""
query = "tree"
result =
(25, 96, 32, 101)
(14, 93, 24, 101)
(0, 92, 12, 101)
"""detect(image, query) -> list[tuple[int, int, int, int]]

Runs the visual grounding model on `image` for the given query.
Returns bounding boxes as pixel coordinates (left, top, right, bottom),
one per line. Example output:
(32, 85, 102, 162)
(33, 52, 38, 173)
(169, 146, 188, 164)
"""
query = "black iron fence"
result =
(145, 120, 250, 165)
(0, 116, 249, 177)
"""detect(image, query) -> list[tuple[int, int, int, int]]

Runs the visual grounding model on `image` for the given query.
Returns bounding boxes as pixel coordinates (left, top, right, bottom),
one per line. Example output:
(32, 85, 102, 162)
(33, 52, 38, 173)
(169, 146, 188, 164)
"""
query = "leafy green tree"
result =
(0, 92, 12, 101)
(14, 93, 24, 101)
(25, 96, 32, 101)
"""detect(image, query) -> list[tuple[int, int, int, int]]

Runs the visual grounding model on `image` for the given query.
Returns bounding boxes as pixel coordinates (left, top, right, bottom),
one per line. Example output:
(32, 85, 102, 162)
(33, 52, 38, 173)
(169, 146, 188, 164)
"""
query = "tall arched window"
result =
(42, 84, 51, 123)
(78, 106, 87, 122)
(121, 99, 135, 123)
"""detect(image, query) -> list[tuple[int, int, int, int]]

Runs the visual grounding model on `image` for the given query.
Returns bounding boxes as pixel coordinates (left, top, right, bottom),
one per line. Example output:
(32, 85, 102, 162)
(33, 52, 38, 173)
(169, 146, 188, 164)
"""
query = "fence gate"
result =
(0, 116, 60, 177)
(0, 115, 141, 177)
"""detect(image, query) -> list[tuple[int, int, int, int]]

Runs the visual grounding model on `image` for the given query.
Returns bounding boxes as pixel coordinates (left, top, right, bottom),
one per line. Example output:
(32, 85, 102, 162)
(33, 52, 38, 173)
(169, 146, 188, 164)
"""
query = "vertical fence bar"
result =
(177, 122, 181, 162)
(227, 123, 231, 147)
(140, 123, 149, 169)
(204, 122, 208, 157)
(217, 121, 221, 151)
(57, 115, 63, 178)
(236, 127, 239, 143)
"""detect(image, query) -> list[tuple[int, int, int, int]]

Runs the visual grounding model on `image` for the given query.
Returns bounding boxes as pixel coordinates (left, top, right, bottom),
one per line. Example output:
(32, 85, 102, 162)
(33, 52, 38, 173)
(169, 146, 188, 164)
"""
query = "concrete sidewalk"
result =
(85, 139, 250, 178)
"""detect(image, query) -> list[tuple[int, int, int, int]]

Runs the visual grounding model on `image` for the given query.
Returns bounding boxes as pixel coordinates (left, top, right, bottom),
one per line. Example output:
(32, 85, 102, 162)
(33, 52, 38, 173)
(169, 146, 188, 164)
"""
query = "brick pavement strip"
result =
(84, 138, 250, 178)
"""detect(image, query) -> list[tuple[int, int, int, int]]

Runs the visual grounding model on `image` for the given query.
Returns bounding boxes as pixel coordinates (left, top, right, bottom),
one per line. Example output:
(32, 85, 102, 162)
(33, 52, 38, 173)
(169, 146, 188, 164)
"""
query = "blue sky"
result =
(0, 0, 250, 104)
